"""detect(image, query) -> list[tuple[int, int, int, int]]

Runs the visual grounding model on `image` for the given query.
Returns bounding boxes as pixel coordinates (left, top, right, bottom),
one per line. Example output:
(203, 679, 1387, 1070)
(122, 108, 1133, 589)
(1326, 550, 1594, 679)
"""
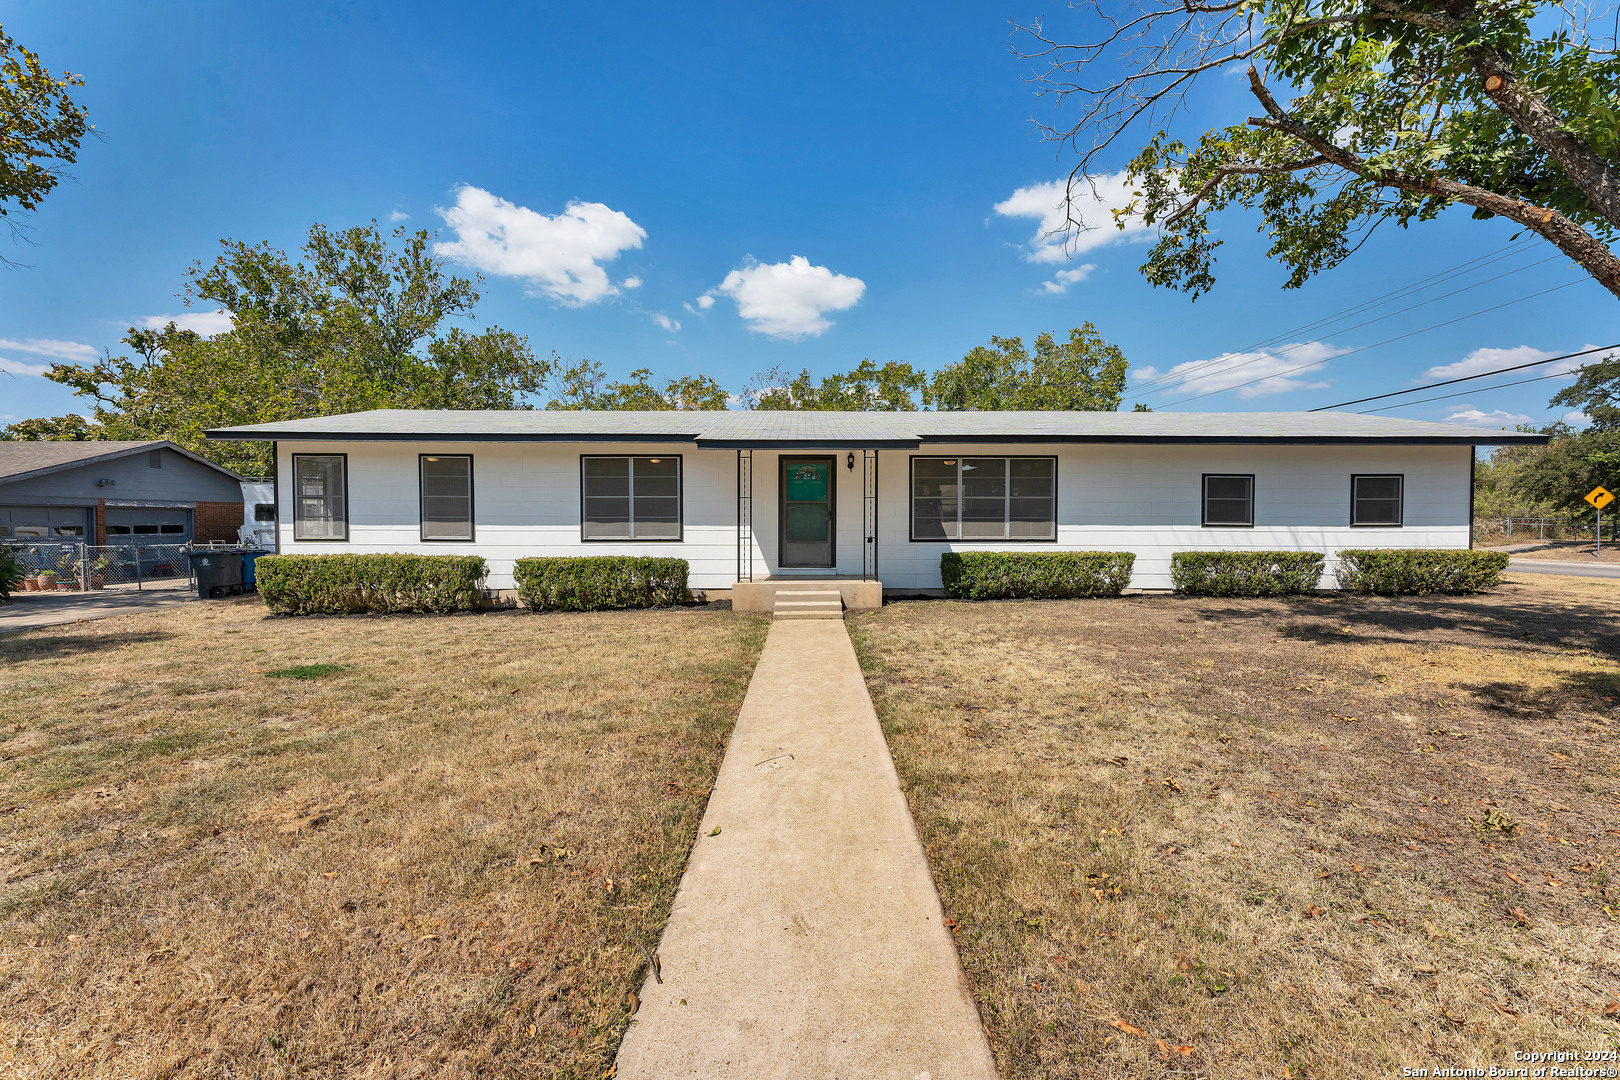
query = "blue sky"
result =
(1, 1, 1613, 429)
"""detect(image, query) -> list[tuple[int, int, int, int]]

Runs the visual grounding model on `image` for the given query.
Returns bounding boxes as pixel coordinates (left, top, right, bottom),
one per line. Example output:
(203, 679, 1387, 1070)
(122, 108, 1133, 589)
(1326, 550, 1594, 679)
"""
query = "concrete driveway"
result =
(0, 588, 199, 633)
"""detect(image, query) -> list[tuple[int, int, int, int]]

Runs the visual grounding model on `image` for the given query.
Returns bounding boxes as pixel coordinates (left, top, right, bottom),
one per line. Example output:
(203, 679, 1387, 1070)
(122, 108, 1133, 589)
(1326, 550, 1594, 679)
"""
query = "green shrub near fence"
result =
(939, 550, 1135, 600)
(256, 554, 488, 615)
(0, 546, 22, 605)
(513, 556, 690, 611)
(1334, 548, 1509, 595)
(1170, 550, 1325, 597)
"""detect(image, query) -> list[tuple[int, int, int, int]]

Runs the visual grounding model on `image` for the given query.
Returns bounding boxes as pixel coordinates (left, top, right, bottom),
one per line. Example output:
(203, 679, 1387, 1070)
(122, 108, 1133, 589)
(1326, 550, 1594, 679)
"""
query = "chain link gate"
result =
(4, 541, 195, 593)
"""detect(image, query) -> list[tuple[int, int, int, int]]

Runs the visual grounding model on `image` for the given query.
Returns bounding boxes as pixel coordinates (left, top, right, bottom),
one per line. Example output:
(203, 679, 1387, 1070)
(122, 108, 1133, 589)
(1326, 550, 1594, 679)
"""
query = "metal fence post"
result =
(79, 542, 87, 591)
(133, 545, 144, 591)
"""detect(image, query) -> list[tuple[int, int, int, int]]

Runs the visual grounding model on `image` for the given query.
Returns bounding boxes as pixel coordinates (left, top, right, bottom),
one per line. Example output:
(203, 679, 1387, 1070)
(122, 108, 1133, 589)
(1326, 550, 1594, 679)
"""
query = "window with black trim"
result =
(1202, 474, 1254, 526)
(1351, 474, 1403, 526)
(293, 454, 348, 540)
(911, 457, 1055, 540)
(420, 455, 474, 540)
(581, 456, 681, 540)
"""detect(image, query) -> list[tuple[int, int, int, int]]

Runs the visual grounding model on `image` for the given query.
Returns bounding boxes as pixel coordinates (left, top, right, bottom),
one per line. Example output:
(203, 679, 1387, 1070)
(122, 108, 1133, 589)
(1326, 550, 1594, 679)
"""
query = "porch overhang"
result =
(695, 439, 919, 450)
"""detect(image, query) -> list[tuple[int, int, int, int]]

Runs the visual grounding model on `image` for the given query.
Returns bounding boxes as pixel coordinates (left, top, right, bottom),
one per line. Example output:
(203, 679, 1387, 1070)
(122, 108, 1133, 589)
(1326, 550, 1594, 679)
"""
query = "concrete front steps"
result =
(772, 586, 844, 620)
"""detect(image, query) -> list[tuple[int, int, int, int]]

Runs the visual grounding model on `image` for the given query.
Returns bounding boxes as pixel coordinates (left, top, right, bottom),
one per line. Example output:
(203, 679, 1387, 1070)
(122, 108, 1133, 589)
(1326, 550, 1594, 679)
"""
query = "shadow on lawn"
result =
(0, 629, 175, 661)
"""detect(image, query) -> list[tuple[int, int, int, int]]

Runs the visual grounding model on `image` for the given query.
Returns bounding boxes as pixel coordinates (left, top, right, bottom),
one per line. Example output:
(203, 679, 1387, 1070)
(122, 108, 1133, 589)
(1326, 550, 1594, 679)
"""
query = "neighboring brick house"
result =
(0, 441, 244, 546)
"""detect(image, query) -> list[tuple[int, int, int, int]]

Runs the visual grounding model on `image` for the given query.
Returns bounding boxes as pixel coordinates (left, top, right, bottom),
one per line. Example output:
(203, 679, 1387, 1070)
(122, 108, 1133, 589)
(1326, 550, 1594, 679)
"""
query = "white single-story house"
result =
(204, 409, 1545, 602)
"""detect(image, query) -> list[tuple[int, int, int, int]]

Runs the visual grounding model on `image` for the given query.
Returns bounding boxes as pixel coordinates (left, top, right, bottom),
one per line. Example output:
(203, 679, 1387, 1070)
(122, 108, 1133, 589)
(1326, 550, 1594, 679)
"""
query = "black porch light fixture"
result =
(846, 452, 855, 471)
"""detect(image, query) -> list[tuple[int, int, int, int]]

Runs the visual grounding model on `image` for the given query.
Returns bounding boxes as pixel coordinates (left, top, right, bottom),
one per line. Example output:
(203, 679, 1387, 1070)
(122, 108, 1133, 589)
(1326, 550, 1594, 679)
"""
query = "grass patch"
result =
(0, 601, 768, 1079)
(265, 662, 351, 679)
(850, 571, 1620, 1079)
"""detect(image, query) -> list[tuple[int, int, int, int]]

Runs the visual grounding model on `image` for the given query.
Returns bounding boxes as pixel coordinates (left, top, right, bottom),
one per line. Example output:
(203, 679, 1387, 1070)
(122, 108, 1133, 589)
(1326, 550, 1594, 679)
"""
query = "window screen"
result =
(581, 456, 681, 540)
(1202, 475, 1254, 526)
(148, 450, 162, 468)
(420, 455, 474, 540)
(293, 455, 347, 540)
(911, 458, 1055, 540)
(1352, 475, 1403, 525)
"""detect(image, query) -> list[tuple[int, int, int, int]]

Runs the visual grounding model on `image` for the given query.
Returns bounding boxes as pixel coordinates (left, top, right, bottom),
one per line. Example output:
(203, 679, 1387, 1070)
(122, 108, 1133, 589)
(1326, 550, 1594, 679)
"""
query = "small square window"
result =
(1351, 475, 1403, 526)
(1203, 474, 1254, 526)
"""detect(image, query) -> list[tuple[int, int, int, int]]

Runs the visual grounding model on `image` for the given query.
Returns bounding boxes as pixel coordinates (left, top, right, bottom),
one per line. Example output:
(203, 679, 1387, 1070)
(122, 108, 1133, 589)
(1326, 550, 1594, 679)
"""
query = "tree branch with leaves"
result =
(1019, 0, 1620, 298)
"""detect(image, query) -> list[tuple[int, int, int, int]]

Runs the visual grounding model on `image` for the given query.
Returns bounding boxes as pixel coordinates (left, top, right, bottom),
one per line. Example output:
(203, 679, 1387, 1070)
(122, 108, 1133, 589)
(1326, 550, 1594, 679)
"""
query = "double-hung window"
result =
(292, 454, 348, 541)
(1351, 474, 1403, 526)
(420, 454, 474, 540)
(1202, 474, 1254, 526)
(911, 457, 1055, 540)
(581, 456, 682, 540)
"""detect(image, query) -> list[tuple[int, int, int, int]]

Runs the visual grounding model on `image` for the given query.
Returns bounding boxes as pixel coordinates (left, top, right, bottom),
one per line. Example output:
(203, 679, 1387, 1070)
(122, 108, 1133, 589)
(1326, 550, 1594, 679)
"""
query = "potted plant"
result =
(39, 570, 58, 591)
(24, 574, 42, 591)
(87, 554, 112, 590)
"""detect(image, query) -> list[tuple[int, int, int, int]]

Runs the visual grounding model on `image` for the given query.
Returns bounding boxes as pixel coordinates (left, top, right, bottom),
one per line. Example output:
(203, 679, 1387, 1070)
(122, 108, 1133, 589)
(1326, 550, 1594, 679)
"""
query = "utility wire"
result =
(1359, 368, 1585, 413)
(1135, 250, 1562, 400)
(1126, 237, 1549, 397)
(1154, 278, 1584, 408)
(1310, 342, 1620, 411)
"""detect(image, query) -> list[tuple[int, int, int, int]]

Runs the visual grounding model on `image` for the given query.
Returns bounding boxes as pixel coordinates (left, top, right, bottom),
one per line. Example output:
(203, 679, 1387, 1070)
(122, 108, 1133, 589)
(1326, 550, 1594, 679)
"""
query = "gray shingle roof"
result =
(0, 440, 244, 485)
(203, 409, 1548, 446)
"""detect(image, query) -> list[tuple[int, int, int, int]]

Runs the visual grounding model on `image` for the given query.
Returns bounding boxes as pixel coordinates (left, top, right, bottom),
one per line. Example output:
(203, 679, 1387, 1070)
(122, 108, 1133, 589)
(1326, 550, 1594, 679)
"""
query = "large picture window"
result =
(911, 457, 1055, 541)
(420, 454, 474, 541)
(581, 456, 682, 540)
(293, 454, 348, 541)
(1351, 474, 1403, 526)
(1202, 474, 1255, 526)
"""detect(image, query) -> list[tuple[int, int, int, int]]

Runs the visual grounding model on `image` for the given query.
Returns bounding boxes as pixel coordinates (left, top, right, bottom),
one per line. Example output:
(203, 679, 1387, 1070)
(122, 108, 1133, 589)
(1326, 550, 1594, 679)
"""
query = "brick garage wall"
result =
(193, 500, 243, 543)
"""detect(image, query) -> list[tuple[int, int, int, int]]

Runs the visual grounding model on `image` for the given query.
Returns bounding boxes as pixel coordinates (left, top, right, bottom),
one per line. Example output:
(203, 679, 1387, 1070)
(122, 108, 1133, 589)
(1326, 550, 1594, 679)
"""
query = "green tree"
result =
(43, 222, 550, 474)
(925, 324, 1128, 411)
(1474, 437, 1557, 518)
(546, 359, 729, 410)
(1, 23, 92, 256)
(1022, 0, 1620, 298)
(745, 358, 927, 410)
(0, 413, 96, 440)
(1514, 352, 1620, 512)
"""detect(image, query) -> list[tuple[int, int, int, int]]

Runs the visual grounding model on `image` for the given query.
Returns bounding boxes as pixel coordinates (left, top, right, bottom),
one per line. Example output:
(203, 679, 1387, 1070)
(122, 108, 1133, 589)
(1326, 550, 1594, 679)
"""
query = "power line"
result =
(1126, 238, 1549, 397)
(1359, 368, 1584, 413)
(1310, 342, 1620, 411)
(1136, 249, 1563, 401)
(1154, 278, 1585, 408)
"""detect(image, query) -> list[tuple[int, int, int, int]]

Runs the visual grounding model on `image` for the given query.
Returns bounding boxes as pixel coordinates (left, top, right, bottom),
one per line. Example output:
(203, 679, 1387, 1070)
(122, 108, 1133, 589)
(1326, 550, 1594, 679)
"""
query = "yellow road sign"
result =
(1587, 486, 1615, 510)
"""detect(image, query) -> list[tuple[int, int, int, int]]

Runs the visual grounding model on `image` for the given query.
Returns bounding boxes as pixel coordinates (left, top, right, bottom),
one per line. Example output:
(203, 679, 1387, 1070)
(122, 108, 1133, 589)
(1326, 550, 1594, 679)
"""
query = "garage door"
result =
(0, 506, 91, 540)
(105, 508, 191, 545)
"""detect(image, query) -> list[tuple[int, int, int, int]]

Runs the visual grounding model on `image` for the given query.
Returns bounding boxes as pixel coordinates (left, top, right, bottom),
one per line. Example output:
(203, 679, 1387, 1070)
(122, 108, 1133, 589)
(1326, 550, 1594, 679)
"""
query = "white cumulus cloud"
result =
(1039, 264, 1098, 294)
(140, 310, 235, 336)
(434, 186, 647, 307)
(1443, 408, 1535, 427)
(708, 256, 865, 339)
(994, 172, 1153, 265)
(0, 356, 52, 377)
(0, 337, 98, 361)
(1420, 344, 1595, 382)
(388, 209, 410, 222)
(652, 312, 680, 333)
(622, 275, 643, 290)
(1132, 341, 1349, 400)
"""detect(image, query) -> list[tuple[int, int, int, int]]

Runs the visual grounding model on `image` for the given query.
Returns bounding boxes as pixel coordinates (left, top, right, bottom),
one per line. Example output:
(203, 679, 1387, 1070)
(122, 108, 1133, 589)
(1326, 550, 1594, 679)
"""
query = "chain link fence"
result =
(4, 541, 195, 593)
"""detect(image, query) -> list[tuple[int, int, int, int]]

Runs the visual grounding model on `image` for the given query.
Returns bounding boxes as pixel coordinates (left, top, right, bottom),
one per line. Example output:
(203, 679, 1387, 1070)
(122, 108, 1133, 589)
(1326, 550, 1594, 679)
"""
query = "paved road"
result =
(1508, 558, 1620, 580)
(0, 588, 198, 633)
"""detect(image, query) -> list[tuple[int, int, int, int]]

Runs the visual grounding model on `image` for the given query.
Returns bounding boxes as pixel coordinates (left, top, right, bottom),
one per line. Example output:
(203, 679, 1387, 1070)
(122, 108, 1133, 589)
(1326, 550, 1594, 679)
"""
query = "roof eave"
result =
(0, 440, 246, 485)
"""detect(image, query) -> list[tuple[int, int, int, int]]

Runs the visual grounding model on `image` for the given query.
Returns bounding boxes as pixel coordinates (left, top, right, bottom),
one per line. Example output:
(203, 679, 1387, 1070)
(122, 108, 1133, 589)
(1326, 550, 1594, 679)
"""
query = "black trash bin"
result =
(189, 551, 244, 598)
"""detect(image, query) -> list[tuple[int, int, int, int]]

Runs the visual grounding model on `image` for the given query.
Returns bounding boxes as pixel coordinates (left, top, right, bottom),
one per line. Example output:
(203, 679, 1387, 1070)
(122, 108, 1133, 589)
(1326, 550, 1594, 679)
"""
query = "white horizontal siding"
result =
(277, 440, 1472, 591)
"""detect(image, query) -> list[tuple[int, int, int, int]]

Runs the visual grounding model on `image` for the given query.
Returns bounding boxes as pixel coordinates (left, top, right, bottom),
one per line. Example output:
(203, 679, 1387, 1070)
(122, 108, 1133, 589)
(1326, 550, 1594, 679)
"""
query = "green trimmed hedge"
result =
(256, 554, 488, 615)
(940, 551, 1135, 600)
(1170, 550, 1325, 597)
(1334, 548, 1510, 595)
(514, 556, 690, 611)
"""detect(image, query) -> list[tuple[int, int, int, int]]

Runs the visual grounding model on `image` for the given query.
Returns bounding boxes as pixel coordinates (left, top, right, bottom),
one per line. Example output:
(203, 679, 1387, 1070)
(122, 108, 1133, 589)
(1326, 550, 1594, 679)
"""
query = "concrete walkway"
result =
(615, 619, 998, 1080)
(0, 588, 197, 633)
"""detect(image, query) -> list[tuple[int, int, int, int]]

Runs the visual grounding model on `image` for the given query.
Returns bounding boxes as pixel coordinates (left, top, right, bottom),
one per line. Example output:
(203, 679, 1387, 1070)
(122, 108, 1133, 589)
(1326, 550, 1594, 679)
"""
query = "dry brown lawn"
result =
(850, 572, 1620, 1079)
(0, 600, 767, 1079)
(1483, 539, 1620, 564)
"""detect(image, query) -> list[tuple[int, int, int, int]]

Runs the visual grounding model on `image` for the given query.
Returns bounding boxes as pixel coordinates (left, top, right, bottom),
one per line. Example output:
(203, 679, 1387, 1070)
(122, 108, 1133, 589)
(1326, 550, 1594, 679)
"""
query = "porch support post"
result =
(737, 449, 753, 584)
(862, 448, 878, 582)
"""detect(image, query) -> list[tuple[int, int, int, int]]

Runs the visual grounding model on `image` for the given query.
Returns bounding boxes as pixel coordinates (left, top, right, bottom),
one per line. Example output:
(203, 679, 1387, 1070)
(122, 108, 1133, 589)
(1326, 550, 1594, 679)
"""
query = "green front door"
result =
(780, 457, 835, 568)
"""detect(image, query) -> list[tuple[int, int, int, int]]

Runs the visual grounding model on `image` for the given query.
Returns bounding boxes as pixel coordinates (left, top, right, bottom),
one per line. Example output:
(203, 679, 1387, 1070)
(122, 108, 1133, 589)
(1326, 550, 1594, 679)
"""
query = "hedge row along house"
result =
(204, 409, 1545, 608)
